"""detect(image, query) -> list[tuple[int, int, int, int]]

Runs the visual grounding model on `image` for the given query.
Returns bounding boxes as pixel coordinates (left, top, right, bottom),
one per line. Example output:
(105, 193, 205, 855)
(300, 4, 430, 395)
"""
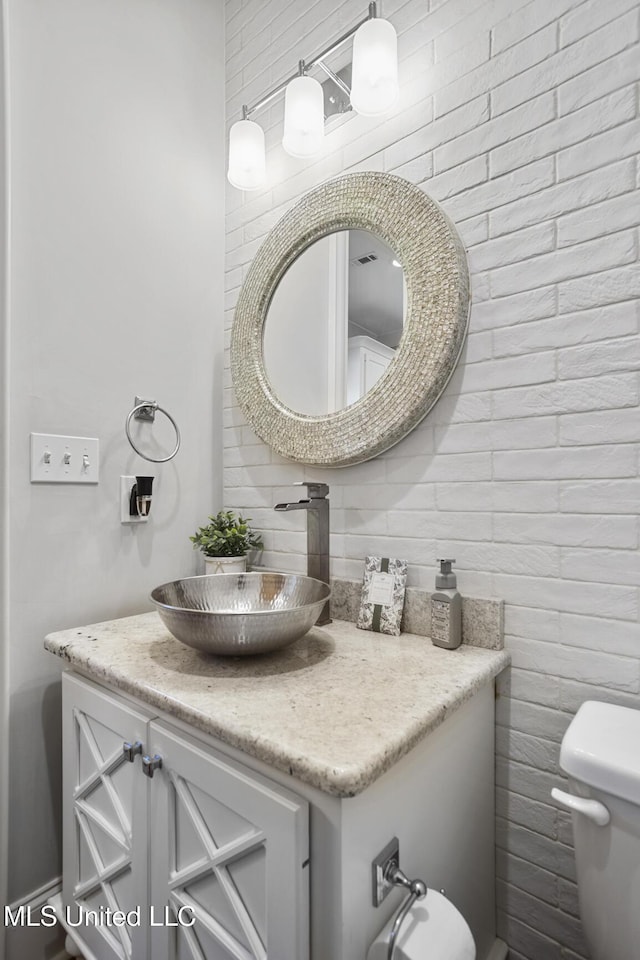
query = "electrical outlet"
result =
(121, 476, 148, 524)
(30, 434, 99, 483)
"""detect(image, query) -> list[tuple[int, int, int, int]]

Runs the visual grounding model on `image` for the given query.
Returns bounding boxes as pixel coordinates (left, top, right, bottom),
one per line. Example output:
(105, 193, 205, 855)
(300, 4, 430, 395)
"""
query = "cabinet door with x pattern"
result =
(62, 672, 152, 960)
(148, 720, 310, 960)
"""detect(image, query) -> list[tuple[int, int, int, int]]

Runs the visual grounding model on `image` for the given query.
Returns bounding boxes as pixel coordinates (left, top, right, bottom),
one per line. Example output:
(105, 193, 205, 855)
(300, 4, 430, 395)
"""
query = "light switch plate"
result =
(30, 433, 99, 483)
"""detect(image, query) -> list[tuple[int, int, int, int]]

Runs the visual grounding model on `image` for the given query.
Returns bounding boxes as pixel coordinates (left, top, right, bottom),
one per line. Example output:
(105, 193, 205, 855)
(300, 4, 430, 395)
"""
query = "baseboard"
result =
(485, 937, 509, 960)
(5, 876, 65, 960)
(6, 873, 62, 912)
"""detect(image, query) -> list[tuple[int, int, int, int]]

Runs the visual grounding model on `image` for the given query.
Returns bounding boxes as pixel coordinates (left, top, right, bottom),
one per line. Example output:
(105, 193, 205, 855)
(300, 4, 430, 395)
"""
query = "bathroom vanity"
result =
(45, 614, 508, 960)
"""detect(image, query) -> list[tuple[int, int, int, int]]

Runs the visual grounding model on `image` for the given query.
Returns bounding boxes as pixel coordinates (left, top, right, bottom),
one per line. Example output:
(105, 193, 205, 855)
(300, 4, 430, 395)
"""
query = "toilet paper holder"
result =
(372, 836, 429, 960)
(387, 864, 427, 960)
(385, 861, 427, 960)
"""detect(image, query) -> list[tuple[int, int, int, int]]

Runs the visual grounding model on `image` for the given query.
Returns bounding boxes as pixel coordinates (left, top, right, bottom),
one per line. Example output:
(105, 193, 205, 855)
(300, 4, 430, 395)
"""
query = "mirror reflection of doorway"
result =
(263, 230, 405, 416)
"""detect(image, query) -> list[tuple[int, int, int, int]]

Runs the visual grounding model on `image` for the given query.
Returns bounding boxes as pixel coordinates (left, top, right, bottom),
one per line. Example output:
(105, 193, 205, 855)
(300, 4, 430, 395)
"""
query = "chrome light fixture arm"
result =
(315, 60, 352, 99)
(239, 2, 378, 123)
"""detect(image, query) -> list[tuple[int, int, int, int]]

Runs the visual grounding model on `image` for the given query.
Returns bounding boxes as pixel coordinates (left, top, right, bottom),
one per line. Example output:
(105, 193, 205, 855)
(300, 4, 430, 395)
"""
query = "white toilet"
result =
(552, 700, 640, 960)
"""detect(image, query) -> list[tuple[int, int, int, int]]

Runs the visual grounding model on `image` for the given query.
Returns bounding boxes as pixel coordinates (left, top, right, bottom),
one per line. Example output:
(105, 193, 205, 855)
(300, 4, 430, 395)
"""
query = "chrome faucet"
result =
(274, 481, 331, 625)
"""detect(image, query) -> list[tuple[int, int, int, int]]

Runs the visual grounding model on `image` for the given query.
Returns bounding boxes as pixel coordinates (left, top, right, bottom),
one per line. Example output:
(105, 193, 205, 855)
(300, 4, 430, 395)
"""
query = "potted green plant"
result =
(190, 510, 263, 575)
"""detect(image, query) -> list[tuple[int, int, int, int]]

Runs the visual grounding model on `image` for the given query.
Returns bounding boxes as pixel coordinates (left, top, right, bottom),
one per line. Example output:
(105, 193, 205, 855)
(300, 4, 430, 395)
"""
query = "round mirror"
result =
(231, 172, 470, 467)
(263, 230, 406, 416)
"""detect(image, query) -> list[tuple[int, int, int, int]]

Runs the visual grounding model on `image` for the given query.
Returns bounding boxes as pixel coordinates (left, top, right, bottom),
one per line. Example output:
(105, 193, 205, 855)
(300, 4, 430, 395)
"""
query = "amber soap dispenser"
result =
(431, 558, 462, 649)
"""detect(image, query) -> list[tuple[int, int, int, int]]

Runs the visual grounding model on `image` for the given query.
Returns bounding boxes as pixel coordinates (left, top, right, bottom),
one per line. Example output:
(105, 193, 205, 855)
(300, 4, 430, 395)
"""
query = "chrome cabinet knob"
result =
(142, 754, 163, 778)
(122, 741, 143, 762)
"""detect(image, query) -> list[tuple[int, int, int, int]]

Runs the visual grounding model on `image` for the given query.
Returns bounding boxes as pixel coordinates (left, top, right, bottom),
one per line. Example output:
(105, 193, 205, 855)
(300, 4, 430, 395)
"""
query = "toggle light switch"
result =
(30, 434, 99, 484)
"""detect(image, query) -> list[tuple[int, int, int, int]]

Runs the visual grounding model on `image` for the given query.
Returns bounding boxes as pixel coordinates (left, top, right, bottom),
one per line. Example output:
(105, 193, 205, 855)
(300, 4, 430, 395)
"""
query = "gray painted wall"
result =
(3, 0, 225, 936)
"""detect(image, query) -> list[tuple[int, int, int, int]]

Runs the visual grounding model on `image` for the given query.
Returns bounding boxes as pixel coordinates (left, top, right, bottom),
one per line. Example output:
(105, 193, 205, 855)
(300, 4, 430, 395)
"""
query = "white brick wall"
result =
(224, 1, 640, 956)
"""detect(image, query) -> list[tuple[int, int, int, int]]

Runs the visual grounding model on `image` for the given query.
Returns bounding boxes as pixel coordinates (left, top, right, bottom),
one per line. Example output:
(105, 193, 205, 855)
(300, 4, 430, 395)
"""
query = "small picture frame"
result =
(357, 556, 408, 636)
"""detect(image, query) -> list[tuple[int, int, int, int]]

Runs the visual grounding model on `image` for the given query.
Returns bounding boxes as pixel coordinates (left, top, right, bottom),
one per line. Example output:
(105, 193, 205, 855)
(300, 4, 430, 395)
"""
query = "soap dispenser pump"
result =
(431, 558, 462, 650)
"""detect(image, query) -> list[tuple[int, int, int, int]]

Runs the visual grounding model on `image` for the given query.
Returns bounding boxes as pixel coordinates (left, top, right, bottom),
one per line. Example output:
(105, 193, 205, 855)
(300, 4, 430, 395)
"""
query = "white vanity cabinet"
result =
(47, 615, 509, 960)
(62, 673, 309, 960)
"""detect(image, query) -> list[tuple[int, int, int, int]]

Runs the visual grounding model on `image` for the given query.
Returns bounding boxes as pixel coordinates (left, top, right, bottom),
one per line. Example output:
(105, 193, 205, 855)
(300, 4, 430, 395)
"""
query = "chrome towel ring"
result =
(125, 396, 181, 463)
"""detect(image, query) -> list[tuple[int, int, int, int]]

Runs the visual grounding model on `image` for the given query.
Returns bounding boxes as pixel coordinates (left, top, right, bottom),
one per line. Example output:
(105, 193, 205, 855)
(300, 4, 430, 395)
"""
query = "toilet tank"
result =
(559, 700, 640, 806)
(558, 700, 640, 960)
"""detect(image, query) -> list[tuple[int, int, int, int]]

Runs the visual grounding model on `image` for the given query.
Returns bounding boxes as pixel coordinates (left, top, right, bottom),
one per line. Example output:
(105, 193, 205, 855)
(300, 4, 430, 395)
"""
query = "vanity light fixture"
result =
(350, 15, 399, 116)
(227, 1, 399, 190)
(282, 62, 325, 158)
(227, 110, 266, 191)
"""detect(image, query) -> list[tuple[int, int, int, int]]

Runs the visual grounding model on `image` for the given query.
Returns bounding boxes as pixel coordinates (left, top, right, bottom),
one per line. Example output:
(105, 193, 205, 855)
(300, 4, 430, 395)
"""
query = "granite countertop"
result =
(45, 614, 509, 798)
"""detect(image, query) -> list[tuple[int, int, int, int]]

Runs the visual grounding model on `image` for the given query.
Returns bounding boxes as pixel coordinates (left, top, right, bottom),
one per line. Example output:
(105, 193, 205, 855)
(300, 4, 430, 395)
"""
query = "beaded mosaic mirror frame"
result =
(230, 172, 470, 467)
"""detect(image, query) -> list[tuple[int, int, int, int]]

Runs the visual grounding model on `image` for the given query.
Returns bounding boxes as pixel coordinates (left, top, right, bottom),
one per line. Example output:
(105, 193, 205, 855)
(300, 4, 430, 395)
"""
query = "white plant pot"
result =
(203, 555, 247, 575)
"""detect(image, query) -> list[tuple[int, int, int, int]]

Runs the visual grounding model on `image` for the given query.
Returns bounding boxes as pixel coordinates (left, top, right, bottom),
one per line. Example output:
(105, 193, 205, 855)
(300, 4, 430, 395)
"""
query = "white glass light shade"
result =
(227, 119, 266, 191)
(350, 17, 399, 117)
(282, 75, 325, 158)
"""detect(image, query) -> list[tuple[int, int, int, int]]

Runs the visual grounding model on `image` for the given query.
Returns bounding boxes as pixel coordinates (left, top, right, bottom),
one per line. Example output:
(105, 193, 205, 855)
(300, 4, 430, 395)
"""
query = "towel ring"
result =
(125, 397, 181, 463)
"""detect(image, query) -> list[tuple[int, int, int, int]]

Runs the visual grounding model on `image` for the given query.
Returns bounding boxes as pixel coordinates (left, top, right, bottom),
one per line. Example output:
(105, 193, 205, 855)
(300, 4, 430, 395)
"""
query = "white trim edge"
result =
(7, 874, 61, 913)
(485, 937, 509, 960)
(0, 0, 10, 945)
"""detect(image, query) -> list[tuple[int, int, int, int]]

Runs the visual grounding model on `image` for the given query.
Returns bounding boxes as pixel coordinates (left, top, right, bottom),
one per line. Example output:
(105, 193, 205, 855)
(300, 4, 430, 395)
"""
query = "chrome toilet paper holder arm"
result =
(384, 860, 427, 960)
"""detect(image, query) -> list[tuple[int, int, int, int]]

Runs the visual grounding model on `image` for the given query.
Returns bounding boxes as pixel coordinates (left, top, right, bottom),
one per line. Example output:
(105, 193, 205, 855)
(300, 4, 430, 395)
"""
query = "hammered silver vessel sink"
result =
(150, 572, 332, 656)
